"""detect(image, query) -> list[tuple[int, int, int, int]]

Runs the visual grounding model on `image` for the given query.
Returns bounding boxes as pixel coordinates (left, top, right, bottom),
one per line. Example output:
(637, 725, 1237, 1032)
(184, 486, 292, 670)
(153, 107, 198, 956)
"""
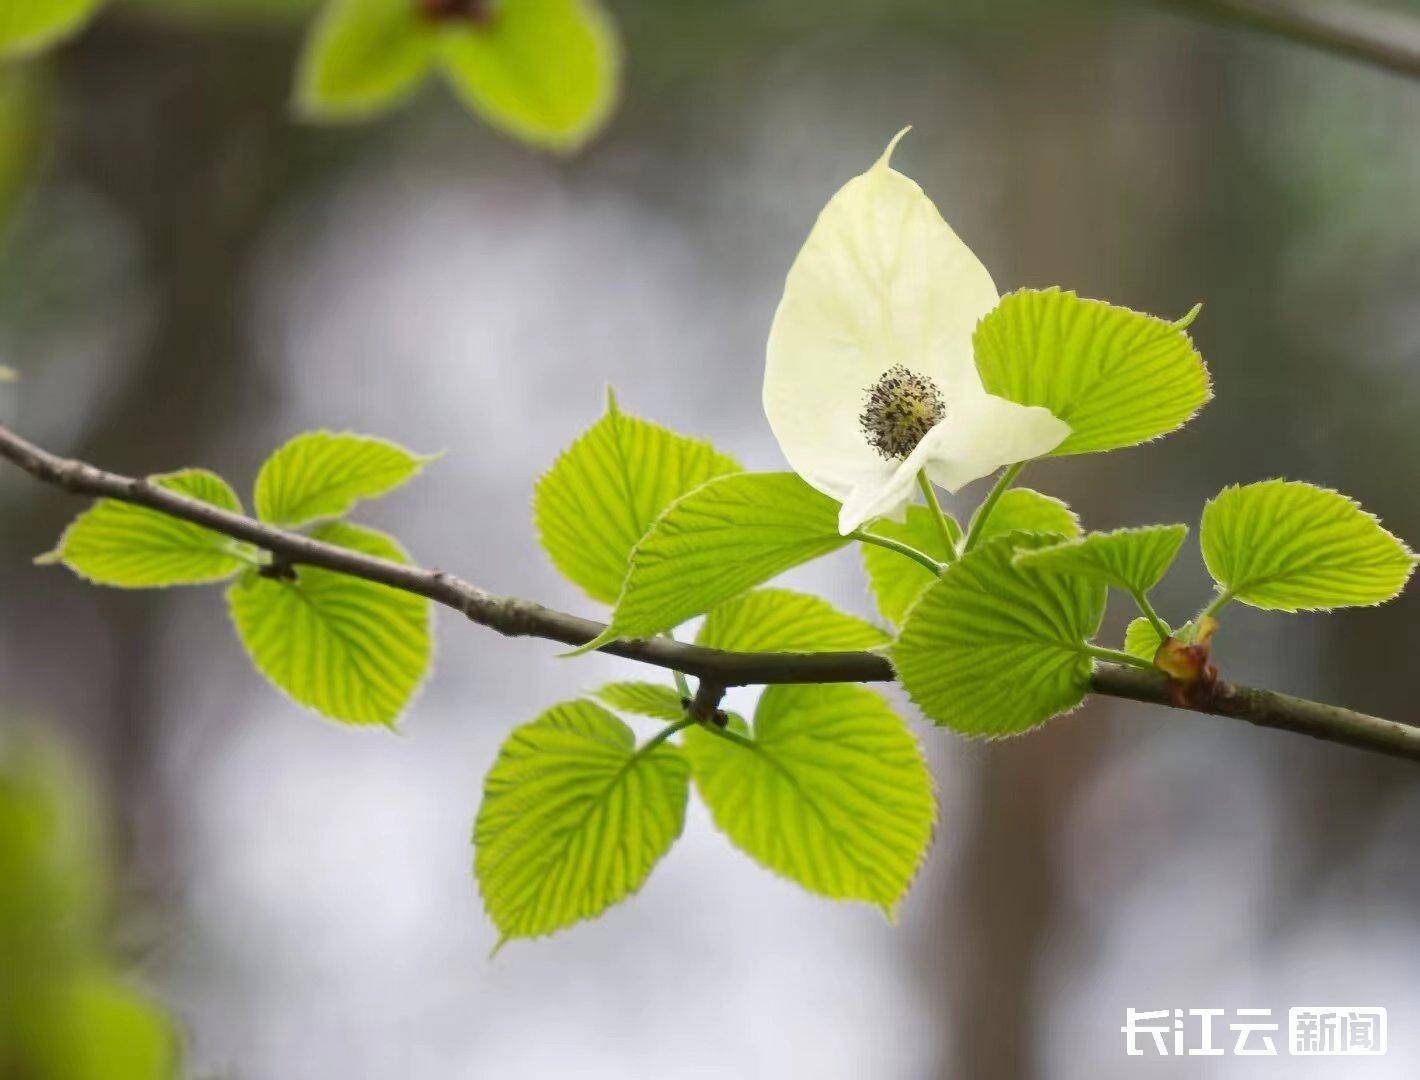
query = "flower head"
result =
(764, 129, 1070, 535)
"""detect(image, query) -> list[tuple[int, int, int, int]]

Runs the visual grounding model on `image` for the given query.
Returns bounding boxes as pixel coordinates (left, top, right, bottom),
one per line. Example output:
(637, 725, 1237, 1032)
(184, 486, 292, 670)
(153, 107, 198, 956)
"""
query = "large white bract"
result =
(764, 129, 1070, 535)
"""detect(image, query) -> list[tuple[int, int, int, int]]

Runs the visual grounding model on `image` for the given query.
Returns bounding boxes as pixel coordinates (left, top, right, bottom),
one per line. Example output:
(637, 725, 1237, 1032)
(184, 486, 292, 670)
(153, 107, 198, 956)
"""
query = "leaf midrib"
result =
(498, 735, 678, 933)
(711, 730, 887, 898)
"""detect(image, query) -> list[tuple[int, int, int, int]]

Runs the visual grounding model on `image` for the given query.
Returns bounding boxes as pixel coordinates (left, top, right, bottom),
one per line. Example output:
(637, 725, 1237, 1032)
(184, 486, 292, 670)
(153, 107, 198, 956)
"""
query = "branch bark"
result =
(1171, 0, 1420, 79)
(3, 421, 1418, 763)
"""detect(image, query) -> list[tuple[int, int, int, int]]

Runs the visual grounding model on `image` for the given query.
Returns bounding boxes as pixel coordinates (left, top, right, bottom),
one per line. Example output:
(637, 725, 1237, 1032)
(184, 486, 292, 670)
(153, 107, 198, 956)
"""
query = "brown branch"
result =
(1171, 0, 1420, 79)
(2, 421, 1418, 763)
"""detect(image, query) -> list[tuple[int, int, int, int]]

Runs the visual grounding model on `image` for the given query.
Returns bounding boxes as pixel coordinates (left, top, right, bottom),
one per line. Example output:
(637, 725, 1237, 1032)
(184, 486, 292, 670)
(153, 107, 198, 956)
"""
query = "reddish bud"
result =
(1154, 615, 1220, 708)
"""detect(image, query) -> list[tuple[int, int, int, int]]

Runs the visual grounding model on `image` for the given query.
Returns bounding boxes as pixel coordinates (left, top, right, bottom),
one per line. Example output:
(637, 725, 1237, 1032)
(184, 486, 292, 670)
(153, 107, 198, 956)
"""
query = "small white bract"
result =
(763, 129, 1070, 535)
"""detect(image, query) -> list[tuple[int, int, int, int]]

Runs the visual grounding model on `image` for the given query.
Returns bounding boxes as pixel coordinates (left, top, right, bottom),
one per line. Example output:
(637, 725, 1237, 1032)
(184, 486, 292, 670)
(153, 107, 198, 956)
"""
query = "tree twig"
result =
(2, 421, 1417, 763)
(1170, 0, 1420, 79)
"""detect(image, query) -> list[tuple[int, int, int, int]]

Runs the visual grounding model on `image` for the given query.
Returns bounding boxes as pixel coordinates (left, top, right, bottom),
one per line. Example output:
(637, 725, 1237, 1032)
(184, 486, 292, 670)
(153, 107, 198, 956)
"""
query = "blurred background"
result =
(2, 1, 1419, 1076)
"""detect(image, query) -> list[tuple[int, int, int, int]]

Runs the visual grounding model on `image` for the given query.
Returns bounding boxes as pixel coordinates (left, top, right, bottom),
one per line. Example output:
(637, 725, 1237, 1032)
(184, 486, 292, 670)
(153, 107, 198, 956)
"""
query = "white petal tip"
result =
(875, 126, 913, 171)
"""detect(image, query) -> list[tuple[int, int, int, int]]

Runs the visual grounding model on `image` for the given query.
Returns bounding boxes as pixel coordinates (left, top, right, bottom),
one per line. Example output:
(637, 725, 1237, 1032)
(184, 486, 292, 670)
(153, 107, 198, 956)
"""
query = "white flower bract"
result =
(764, 129, 1070, 535)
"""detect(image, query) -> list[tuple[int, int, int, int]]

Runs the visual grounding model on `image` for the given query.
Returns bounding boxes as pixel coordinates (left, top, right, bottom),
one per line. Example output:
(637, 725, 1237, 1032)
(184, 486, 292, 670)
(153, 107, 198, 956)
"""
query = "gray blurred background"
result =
(2, 1, 1419, 1076)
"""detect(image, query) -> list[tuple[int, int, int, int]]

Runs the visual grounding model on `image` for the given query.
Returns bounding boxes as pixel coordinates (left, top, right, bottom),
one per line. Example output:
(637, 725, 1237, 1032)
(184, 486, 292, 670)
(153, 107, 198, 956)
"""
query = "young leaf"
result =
(893, 533, 1107, 736)
(592, 681, 684, 721)
(975, 288, 1211, 455)
(696, 588, 887, 653)
(967, 487, 1080, 547)
(683, 684, 934, 915)
(1200, 479, 1416, 611)
(37, 470, 252, 588)
(534, 391, 740, 605)
(254, 430, 433, 527)
(294, 0, 434, 122)
(436, 0, 619, 151)
(226, 522, 431, 727)
(475, 700, 689, 943)
(1123, 616, 1165, 662)
(579, 472, 849, 650)
(860, 505, 960, 626)
(1014, 524, 1188, 595)
(0, 0, 103, 59)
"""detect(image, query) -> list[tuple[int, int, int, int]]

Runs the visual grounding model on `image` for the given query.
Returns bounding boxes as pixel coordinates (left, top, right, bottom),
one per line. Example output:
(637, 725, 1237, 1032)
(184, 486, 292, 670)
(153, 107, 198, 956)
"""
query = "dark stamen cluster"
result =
(417, 0, 493, 23)
(859, 364, 946, 460)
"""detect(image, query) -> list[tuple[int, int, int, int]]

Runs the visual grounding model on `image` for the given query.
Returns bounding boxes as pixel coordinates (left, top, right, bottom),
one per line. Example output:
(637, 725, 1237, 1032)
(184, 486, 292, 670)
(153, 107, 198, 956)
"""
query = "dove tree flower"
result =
(764, 129, 1070, 536)
(10, 102, 1415, 960)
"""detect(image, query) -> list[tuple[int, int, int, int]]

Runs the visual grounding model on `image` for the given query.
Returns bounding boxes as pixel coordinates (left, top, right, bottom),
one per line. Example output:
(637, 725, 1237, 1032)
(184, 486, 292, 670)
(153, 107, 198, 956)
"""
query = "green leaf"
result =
(226, 522, 431, 727)
(580, 472, 850, 651)
(0, 0, 103, 58)
(696, 588, 887, 652)
(37, 470, 252, 588)
(254, 430, 433, 527)
(25, 973, 179, 1080)
(140, 0, 322, 23)
(294, 0, 434, 121)
(1123, 616, 1165, 662)
(893, 533, 1107, 736)
(683, 684, 934, 915)
(534, 390, 740, 605)
(1014, 524, 1188, 595)
(436, 0, 619, 151)
(860, 505, 959, 626)
(475, 700, 689, 943)
(1200, 479, 1416, 611)
(1, 737, 180, 1079)
(593, 681, 684, 721)
(0, 65, 49, 235)
(975, 288, 1212, 456)
(968, 487, 1081, 546)
(0, 734, 103, 980)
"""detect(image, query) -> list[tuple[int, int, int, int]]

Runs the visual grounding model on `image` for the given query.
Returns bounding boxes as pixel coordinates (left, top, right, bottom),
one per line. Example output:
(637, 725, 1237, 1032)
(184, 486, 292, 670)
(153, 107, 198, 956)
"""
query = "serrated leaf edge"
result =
(1202, 478, 1418, 612)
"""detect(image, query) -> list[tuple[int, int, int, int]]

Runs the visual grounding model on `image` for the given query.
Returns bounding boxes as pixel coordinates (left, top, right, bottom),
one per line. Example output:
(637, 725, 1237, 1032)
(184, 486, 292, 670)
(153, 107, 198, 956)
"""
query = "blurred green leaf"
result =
(1015, 524, 1188, 595)
(25, 972, 179, 1080)
(579, 472, 849, 652)
(1200, 479, 1415, 611)
(296, 0, 620, 148)
(695, 588, 886, 652)
(535, 390, 740, 605)
(226, 522, 431, 726)
(0, 735, 101, 983)
(437, 0, 619, 151)
(968, 487, 1080, 546)
(860, 506, 959, 626)
(683, 684, 934, 915)
(592, 681, 684, 721)
(975, 288, 1212, 455)
(140, 0, 321, 23)
(0, 0, 103, 58)
(254, 430, 434, 527)
(295, 0, 435, 121)
(0, 64, 48, 235)
(37, 470, 253, 588)
(475, 700, 689, 943)
(0, 735, 179, 1079)
(893, 533, 1106, 736)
